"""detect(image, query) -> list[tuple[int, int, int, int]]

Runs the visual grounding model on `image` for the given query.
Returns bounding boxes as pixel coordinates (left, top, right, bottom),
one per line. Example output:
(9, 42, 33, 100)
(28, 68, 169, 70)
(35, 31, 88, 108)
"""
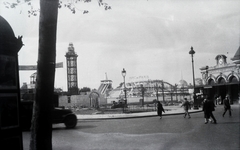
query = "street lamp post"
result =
(189, 46, 197, 108)
(122, 68, 127, 107)
(154, 83, 159, 101)
(140, 84, 145, 107)
(161, 81, 165, 104)
(154, 83, 159, 111)
(175, 84, 178, 101)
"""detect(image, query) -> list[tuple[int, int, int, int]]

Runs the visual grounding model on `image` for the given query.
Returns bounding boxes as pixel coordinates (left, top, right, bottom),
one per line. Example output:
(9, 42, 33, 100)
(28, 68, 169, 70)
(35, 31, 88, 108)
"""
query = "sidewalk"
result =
(77, 106, 202, 120)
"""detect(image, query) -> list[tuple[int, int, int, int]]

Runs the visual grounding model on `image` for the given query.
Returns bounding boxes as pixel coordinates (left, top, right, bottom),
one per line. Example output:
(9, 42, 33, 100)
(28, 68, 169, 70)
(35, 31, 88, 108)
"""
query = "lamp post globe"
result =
(122, 68, 126, 77)
(189, 46, 195, 56)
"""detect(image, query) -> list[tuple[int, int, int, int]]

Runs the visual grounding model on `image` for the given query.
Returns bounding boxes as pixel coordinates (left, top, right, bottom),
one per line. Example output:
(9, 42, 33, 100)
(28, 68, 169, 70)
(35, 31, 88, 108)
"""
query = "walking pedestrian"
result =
(223, 95, 232, 117)
(202, 97, 217, 124)
(208, 99, 217, 124)
(218, 96, 222, 104)
(157, 101, 165, 119)
(215, 95, 219, 105)
(202, 99, 210, 124)
(181, 98, 191, 118)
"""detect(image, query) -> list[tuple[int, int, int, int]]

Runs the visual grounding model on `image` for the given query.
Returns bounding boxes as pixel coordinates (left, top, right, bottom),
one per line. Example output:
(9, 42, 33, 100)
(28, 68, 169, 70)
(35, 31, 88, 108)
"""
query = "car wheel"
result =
(64, 115, 77, 128)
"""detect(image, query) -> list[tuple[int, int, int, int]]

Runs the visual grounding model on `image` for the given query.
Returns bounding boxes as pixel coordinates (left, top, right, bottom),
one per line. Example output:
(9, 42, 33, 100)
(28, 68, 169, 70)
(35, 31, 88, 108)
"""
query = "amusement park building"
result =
(104, 78, 193, 104)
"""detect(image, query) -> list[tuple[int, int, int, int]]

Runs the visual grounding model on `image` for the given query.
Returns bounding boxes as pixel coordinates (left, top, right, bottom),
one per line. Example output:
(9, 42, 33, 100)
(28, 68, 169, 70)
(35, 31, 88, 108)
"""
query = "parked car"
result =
(20, 100, 77, 130)
(111, 101, 126, 109)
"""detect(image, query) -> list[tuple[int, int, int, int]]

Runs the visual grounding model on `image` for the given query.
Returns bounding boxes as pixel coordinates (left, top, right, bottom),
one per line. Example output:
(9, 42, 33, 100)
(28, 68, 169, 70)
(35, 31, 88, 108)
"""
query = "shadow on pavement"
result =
(52, 125, 97, 130)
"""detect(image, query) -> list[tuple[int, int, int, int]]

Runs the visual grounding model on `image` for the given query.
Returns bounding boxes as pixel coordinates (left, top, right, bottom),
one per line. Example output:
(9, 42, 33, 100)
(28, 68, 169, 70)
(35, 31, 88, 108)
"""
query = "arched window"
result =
(218, 77, 226, 84)
(229, 76, 238, 83)
(208, 79, 215, 85)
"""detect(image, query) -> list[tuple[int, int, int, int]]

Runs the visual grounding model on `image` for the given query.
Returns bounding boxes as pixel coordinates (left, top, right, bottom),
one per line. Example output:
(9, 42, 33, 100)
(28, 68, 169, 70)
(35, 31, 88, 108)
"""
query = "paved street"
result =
(22, 104, 240, 150)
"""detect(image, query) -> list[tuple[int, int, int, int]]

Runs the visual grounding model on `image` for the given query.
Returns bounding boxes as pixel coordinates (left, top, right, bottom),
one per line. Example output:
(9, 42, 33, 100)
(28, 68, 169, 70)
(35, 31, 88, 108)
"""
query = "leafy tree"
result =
(139, 84, 147, 106)
(54, 87, 63, 93)
(20, 82, 28, 90)
(79, 87, 91, 92)
(4, 0, 111, 150)
(117, 82, 124, 88)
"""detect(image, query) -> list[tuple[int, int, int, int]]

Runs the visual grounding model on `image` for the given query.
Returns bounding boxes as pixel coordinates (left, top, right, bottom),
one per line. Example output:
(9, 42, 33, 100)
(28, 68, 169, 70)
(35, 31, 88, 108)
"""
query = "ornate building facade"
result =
(199, 47, 240, 104)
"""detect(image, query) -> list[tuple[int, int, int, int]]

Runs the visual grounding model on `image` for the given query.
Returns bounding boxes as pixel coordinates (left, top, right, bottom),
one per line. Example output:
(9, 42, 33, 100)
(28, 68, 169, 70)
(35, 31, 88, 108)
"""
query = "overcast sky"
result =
(1, 0, 239, 91)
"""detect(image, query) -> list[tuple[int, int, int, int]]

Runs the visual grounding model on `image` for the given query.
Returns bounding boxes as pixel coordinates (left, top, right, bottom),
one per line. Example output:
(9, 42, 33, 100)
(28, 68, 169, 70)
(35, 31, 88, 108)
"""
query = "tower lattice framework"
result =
(65, 43, 78, 95)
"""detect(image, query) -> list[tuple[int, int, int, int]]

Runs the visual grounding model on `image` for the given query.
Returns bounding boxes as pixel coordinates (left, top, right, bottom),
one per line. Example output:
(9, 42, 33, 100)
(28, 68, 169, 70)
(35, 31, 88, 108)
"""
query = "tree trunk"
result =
(30, 0, 59, 150)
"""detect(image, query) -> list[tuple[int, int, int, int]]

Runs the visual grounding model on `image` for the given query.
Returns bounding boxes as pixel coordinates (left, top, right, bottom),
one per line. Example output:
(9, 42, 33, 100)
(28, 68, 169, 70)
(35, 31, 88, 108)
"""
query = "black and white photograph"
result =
(0, 0, 239, 150)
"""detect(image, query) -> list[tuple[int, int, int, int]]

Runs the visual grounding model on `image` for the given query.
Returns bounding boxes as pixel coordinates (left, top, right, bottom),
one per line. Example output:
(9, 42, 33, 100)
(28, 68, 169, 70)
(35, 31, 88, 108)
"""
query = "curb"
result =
(77, 110, 203, 120)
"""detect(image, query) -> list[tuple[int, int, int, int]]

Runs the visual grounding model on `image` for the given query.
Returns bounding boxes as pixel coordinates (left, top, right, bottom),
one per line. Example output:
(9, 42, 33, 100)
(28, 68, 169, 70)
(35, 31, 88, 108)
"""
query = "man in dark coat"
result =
(202, 99, 210, 124)
(157, 101, 165, 119)
(223, 95, 232, 117)
(203, 98, 217, 124)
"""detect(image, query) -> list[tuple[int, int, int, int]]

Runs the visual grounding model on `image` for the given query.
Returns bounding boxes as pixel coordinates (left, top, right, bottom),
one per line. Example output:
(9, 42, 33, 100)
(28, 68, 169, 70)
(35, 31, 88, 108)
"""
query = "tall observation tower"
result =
(65, 43, 78, 95)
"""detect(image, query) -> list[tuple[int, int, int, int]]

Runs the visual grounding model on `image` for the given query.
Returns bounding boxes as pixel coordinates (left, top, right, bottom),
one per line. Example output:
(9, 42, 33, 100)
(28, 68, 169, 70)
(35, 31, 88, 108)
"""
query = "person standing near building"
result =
(157, 101, 165, 119)
(203, 97, 217, 124)
(181, 98, 191, 118)
(208, 98, 217, 124)
(215, 95, 219, 105)
(218, 95, 222, 105)
(223, 95, 232, 117)
(202, 99, 210, 124)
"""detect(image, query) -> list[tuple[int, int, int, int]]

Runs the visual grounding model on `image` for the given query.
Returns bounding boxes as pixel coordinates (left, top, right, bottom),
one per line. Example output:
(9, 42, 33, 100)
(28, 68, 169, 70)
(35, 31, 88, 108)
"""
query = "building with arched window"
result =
(198, 47, 240, 104)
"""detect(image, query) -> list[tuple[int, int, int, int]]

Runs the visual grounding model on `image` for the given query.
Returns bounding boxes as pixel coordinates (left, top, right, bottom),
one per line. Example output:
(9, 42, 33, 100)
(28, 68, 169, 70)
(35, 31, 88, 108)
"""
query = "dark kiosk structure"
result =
(0, 16, 24, 149)
(65, 43, 79, 95)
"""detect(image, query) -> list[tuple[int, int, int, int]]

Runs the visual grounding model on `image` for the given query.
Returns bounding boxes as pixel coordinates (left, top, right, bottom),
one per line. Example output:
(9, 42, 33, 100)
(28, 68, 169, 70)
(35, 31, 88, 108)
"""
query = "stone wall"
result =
(107, 95, 192, 104)
(58, 94, 192, 108)
(59, 94, 107, 108)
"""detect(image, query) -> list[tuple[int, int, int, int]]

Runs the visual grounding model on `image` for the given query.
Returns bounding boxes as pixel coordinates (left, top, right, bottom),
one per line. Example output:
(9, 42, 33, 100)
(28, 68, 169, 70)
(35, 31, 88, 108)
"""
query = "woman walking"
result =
(181, 98, 191, 118)
(157, 101, 165, 119)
